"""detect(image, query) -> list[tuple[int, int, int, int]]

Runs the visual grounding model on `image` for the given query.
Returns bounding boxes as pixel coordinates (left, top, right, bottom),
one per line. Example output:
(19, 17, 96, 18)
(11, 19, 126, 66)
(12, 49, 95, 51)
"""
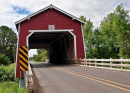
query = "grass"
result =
(0, 63, 26, 93)
(0, 79, 26, 93)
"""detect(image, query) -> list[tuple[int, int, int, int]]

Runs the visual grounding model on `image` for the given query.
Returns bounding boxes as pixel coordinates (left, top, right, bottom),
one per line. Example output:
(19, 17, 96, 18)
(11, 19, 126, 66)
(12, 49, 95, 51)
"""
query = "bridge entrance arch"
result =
(27, 30, 76, 63)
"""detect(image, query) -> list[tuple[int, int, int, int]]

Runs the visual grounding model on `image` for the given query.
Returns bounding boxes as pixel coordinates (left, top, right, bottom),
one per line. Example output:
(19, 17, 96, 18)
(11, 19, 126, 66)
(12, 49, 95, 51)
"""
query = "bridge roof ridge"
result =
(15, 4, 86, 25)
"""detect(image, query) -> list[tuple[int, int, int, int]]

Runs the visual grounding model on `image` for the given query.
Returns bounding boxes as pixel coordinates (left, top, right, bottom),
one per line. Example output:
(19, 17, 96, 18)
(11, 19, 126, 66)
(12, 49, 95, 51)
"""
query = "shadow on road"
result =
(30, 61, 75, 68)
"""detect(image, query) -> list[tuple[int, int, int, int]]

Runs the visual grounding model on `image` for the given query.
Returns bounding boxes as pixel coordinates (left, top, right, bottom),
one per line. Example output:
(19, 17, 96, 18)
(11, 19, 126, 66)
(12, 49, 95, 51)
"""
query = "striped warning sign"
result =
(19, 46, 28, 71)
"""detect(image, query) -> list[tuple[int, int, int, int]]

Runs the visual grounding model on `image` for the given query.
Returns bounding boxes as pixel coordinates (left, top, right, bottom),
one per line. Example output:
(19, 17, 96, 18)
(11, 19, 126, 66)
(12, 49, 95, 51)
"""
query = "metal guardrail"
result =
(64, 58, 130, 71)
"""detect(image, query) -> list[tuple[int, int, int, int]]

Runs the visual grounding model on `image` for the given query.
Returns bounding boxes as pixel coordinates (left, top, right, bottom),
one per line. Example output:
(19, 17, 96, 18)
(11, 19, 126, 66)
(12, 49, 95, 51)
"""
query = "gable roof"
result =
(15, 4, 85, 25)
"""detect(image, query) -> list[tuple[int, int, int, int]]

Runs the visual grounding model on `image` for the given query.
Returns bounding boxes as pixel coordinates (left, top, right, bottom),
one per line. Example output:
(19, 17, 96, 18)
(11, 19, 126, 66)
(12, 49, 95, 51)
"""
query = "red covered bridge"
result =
(15, 4, 85, 79)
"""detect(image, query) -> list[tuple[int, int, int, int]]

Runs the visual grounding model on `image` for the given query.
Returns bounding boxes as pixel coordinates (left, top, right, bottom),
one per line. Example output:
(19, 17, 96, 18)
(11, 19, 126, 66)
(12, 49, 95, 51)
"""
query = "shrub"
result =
(0, 54, 11, 65)
(0, 63, 15, 82)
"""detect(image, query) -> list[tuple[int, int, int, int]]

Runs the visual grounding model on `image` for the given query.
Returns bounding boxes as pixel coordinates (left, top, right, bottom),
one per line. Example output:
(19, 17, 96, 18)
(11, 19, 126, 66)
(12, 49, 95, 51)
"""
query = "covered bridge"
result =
(15, 4, 86, 78)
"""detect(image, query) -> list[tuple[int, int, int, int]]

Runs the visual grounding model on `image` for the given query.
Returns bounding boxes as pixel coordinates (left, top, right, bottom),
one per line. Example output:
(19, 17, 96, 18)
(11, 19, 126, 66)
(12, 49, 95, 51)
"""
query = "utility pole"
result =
(13, 47, 15, 63)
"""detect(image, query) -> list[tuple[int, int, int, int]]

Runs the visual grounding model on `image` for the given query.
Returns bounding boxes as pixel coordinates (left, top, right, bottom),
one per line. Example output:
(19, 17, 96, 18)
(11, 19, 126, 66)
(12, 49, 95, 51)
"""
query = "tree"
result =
(29, 49, 47, 62)
(99, 13, 119, 58)
(0, 26, 17, 62)
(80, 4, 130, 59)
(113, 3, 130, 58)
(80, 16, 95, 58)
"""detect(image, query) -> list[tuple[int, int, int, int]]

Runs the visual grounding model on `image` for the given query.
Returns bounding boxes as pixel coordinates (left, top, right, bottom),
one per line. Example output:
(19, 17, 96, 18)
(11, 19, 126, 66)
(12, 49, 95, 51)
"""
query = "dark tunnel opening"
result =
(29, 31, 75, 64)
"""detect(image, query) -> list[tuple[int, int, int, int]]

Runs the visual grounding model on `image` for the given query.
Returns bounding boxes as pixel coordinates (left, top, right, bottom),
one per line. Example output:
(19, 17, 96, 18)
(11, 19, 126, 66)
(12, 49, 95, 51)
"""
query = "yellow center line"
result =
(55, 67, 130, 88)
(53, 67, 130, 92)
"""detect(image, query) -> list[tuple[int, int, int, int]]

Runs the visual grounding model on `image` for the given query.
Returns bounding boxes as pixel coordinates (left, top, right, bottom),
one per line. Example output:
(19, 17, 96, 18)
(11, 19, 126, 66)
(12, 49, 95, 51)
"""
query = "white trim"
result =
(29, 29, 73, 32)
(69, 31, 77, 59)
(26, 29, 77, 59)
(26, 32, 34, 59)
(81, 23, 86, 58)
(15, 4, 85, 25)
(15, 23, 20, 78)
(26, 32, 34, 48)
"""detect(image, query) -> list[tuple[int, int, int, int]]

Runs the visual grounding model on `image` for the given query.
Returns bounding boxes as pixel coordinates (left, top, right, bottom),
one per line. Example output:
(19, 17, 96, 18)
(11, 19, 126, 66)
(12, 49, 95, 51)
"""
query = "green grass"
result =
(0, 79, 26, 93)
(124, 67, 130, 70)
(0, 63, 26, 93)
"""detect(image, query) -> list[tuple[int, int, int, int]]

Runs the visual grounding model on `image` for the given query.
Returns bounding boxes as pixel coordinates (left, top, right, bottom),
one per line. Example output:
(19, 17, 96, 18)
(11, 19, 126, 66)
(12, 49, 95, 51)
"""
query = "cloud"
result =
(1, 0, 130, 29)
(0, 0, 130, 56)
(29, 49, 37, 57)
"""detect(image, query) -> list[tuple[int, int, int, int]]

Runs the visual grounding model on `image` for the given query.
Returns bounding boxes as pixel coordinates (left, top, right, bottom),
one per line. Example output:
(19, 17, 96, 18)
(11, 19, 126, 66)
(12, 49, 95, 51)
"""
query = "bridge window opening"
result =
(28, 31, 75, 64)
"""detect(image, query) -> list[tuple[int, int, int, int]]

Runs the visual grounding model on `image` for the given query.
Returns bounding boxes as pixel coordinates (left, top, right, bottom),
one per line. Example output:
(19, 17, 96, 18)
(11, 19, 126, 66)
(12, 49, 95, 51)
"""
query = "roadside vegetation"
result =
(80, 4, 130, 59)
(0, 26, 25, 93)
(0, 64, 25, 93)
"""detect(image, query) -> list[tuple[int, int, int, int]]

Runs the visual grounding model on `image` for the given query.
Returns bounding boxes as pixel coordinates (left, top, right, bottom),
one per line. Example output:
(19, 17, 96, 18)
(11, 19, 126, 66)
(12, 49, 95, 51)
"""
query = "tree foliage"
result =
(0, 54, 10, 65)
(80, 3, 130, 59)
(29, 49, 47, 62)
(0, 26, 17, 62)
(113, 4, 130, 58)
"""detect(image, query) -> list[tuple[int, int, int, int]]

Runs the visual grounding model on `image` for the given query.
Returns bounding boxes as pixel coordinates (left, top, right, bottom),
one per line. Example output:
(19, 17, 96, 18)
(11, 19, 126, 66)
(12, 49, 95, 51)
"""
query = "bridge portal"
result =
(15, 4, 85, 78)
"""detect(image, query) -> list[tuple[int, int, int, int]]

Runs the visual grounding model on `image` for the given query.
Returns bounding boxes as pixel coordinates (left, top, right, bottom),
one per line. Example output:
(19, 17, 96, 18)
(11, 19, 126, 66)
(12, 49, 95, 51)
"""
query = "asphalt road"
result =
(30, 62, 130, 93)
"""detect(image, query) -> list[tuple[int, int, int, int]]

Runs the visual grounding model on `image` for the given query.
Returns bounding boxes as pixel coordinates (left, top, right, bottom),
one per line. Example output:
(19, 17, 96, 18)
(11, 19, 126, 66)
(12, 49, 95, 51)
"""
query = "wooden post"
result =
(102, 58, 104, 67)
(121, 58, 124, 70)
(110, 58, 112, 69)
(13, 47, 15, 63)
(95, 58, 97, 67)
(75, 58, 77, 64)
(88, 58, 90, 66)
(80, 58, 81, 65)
(86, 59, 87, 66)
(84, 58, 85, 65)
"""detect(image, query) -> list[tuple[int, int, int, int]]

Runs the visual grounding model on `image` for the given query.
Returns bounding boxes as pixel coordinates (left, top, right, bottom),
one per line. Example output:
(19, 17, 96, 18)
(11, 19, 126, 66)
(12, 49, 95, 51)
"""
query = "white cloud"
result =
(1, 0, 130, 29)
(29, 49, 37, 57)
(0, 0, 130, 56)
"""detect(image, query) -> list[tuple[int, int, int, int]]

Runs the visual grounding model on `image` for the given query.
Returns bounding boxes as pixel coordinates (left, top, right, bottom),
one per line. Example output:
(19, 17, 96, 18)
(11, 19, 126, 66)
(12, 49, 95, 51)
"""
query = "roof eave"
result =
(15, 4, 86, 25)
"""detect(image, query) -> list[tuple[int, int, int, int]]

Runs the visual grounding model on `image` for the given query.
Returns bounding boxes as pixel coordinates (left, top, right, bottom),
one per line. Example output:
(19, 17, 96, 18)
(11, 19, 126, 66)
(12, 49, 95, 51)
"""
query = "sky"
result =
(0, 0, 130, 57)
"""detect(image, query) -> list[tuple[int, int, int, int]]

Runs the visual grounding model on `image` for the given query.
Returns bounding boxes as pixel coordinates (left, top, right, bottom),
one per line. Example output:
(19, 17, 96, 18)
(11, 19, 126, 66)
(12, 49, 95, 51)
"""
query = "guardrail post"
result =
(75, 58, 77, 64)
(95, 58, 97, 67)
(88, 58, 90, 66)
(102, 58, 104, 67)
(80, 58, 81, 65)
(121, 58, 124, 70)
(85, 59, 87, 66)
(110, 58, 112, 69)
(84, 58, 85, 65)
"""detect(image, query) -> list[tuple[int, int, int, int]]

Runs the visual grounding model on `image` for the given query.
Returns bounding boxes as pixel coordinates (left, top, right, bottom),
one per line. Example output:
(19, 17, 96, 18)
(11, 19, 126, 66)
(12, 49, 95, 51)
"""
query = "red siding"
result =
(16, 9, 85, 78)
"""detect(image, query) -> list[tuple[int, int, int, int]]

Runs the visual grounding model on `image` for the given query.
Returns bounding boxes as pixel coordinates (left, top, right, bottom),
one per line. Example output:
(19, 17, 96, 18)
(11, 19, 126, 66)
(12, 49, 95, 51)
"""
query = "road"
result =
(30, 62, 130, 93)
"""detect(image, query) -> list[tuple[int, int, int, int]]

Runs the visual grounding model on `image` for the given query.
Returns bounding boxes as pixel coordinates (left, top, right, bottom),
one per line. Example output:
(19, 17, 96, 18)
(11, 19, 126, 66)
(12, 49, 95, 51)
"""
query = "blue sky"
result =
(0, 0, 130, 56)
(13, 6, 31, 15)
